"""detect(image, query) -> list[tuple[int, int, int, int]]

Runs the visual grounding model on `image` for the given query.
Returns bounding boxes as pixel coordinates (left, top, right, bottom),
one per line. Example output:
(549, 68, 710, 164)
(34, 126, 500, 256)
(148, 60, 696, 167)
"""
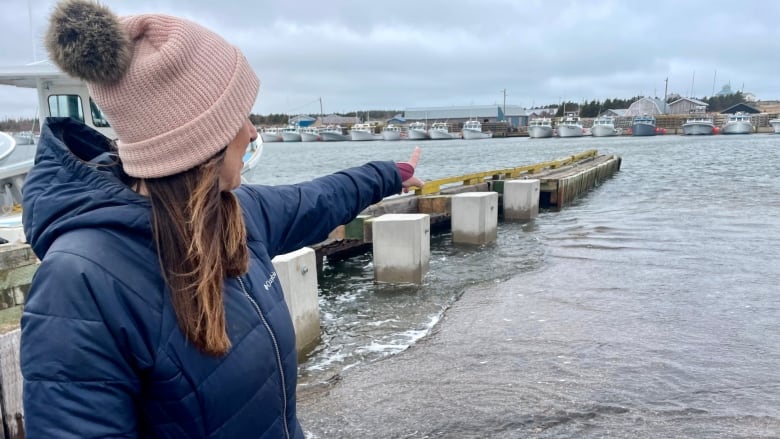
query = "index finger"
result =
(407, 146, 421, 168)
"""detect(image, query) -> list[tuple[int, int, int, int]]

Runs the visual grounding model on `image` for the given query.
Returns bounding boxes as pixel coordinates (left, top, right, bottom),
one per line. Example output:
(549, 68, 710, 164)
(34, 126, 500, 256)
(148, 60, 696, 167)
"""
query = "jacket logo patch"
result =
(264, 271, 278, 291)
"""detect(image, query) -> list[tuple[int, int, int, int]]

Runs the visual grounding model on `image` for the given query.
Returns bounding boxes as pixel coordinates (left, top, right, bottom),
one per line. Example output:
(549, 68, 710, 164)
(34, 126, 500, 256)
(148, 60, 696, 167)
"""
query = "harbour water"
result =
(247, 134, 780, 438)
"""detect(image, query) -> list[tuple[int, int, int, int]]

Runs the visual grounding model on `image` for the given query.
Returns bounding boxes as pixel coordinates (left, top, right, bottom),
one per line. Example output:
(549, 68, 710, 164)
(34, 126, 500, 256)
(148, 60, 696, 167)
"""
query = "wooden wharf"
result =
(314, 149, 621, 268)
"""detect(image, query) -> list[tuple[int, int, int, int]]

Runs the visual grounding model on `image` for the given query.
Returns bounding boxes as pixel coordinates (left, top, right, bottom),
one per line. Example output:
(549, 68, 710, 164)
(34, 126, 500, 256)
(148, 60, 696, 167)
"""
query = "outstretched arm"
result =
(238, 148, 424, 257)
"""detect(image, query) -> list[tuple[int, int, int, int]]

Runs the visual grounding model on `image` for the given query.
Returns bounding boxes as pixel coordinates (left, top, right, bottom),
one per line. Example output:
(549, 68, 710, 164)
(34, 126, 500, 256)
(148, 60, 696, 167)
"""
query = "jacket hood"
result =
(22, 117, 152, 258)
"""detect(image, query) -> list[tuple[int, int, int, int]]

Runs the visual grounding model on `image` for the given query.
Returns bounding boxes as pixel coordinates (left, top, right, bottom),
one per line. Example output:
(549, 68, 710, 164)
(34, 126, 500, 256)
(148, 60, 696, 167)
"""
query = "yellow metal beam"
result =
(412, 149, 597, 195)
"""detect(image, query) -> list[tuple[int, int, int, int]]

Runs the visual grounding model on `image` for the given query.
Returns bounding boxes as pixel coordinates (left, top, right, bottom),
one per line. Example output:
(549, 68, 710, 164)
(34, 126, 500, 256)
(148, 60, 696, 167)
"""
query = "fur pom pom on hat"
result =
(45, 0, 260, 178)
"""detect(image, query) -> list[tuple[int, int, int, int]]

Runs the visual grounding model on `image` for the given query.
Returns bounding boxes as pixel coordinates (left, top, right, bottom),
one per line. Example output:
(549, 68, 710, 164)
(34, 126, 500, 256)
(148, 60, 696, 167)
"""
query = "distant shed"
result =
(625, 97, 668, 116)
(598, 108, 628, 118)
(404, 105, 501, 124)
(720, 103, 761, 114)
(668, 97, 709, 115)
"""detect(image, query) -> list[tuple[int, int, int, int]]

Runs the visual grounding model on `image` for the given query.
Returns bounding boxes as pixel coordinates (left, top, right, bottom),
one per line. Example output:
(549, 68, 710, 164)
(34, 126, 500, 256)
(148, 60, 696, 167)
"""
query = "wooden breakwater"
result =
(315, 149, 621, 267)
(0, 149, 620, 435)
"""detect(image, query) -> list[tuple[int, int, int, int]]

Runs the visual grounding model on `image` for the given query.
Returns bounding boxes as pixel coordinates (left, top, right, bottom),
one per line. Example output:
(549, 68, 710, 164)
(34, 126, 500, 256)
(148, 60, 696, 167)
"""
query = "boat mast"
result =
(663, 77, 669, 114)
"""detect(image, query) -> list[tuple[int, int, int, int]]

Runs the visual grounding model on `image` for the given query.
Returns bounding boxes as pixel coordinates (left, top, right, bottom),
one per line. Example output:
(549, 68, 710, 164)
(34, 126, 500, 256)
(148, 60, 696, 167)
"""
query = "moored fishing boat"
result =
(319, 125, 349, 141)
(770, 115, 780, 134)
(428, 122, 456, 140)
(300, 127, 321, 142)
(281, 126, 302, 142)
(260, 127, 283, 142)
(528, 118, 553, 138)
(721, 112, 753, 135)
(381, 124, 402, 141)
(461, 120, 492, 140)
(631, 114, 657, 136)
(681, 116, 714, 135)
(350, 123, 381, 141)
(407, 121, 430, 140)
(591, 116, 618, 137)
(557, 115, 583, 138)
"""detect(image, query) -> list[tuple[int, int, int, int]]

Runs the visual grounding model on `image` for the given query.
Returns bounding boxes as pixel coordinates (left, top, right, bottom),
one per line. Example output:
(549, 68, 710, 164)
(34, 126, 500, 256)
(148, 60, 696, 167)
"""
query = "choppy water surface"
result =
(247, 134, 780, 437)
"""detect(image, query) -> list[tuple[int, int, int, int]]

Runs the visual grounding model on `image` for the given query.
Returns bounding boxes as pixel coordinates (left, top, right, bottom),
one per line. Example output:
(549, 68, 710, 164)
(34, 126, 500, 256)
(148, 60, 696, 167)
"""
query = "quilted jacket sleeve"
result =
(21, 250, 143, 439)
(238, 160, 402, 257)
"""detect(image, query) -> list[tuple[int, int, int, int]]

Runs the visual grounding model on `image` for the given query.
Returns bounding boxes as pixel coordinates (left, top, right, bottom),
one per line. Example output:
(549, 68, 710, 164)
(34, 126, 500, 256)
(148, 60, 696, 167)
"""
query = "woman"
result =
(20, 1, 422, 438)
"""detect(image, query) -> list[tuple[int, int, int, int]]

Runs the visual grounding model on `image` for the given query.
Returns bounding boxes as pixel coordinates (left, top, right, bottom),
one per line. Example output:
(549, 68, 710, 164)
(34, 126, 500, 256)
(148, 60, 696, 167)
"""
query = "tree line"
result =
(0, 118, 38, 133)
(0, 94, 752, 132)
(555, 92, 747, 118)
(249, 110, 402, 126)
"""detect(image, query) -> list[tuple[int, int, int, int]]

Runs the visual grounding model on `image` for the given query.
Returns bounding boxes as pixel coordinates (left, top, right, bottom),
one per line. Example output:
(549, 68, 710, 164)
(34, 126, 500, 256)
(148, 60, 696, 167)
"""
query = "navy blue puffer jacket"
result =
(20, 118, 402, 438)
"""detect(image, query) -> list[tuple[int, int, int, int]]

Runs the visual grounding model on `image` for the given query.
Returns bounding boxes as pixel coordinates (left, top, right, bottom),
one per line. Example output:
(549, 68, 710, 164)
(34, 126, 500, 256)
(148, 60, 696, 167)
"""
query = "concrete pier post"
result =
(372, 214, 430, 284)
(504, 179, 540, 220)
(272, 247, 320, 354)
(451, 192, 498, 245)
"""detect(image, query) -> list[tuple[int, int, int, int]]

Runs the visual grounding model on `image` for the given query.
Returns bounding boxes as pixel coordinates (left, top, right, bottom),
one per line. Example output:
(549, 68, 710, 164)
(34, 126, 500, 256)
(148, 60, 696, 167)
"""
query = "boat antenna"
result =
(28, 0, 36, 61)
(664, 77, 669, 113)
(712, 69, 717, 96)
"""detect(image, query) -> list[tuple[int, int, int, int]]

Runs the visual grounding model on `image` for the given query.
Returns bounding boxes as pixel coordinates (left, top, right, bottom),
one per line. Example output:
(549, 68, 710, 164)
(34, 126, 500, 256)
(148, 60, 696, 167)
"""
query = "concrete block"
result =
(372, 214, 430, 284)
(451, 192, 498, 245)
(504, 179, 540, 220)
(272, 247, 320, 355)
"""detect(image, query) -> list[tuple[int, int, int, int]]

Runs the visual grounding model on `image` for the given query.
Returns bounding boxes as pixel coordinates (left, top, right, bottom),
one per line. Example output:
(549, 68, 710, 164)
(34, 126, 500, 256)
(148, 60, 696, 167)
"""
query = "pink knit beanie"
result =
(45, 0, 260, 178)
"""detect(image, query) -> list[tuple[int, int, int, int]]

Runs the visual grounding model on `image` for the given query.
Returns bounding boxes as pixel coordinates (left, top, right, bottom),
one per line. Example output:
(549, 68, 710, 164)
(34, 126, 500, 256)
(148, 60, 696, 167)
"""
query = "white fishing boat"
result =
(12, 131, 35, 145)
(770, 115, 780, 134)
(681, 116, 714, 135)
(557, 115, 583, 138)
(319, 125, 349, 141)
(0, 61, 263, 244)
(281, 126, 302, 142)
(381, 124, 402, 141)
(428, 122, 456, 140)
(591, 117, 619, 137)
(721, 112, 753, 135)
(350, 123, 381, 141)
(407, 121, 430, 140)
(300, 127, 321, 142)
(259, 126, 283, 143)
(461, 120, 492, 140)
(527, 118, 553, 138)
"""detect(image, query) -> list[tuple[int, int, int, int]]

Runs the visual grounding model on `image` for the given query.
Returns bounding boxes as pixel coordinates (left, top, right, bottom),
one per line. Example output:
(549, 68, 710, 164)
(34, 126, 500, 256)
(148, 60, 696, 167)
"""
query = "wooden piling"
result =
(539, 154, 622, 208)
(0, 330, 23, 439)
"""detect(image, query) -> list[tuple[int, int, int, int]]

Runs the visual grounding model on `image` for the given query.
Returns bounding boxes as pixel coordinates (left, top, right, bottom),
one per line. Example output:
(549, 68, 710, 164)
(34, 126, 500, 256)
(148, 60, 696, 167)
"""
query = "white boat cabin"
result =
(0, 61, 115, 139)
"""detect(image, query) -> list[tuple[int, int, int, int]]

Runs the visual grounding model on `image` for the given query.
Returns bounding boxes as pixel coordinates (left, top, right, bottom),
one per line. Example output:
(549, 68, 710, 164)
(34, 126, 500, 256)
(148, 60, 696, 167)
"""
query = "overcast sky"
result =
(2, 0, 779, 119)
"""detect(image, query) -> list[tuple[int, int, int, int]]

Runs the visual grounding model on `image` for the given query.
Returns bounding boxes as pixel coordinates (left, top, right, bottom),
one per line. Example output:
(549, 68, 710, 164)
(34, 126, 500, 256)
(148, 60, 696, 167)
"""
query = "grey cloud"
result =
(2, 0, 780, 119)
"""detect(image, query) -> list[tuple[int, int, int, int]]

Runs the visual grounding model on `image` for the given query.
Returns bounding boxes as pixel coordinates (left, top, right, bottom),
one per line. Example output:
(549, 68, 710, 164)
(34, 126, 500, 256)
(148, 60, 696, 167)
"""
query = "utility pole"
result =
(501, 89, 507, 120)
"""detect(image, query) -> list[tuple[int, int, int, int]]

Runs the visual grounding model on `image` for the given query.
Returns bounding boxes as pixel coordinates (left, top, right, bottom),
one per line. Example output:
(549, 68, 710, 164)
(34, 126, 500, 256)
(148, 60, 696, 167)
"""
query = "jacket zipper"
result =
(237, 277, 290, 439)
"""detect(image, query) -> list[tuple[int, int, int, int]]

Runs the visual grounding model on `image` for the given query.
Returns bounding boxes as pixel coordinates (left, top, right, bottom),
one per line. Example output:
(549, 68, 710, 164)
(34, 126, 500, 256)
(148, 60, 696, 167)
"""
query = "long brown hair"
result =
(145, 149, 248, 356)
